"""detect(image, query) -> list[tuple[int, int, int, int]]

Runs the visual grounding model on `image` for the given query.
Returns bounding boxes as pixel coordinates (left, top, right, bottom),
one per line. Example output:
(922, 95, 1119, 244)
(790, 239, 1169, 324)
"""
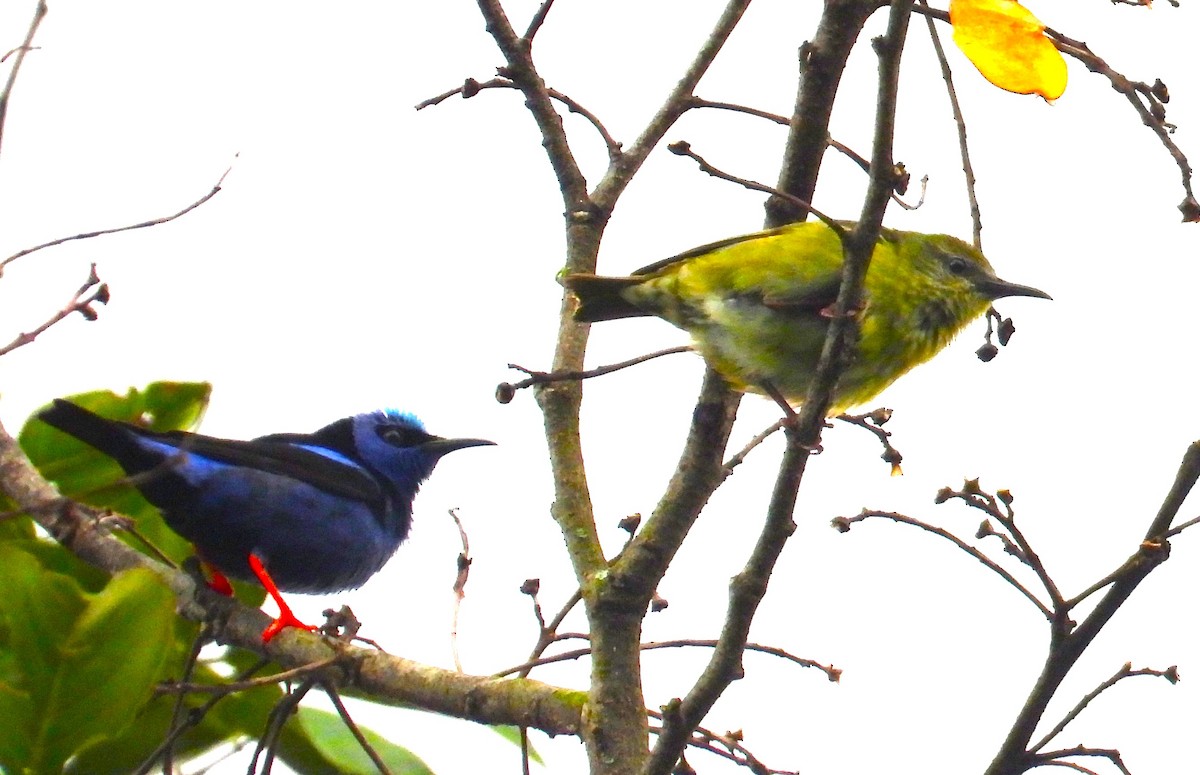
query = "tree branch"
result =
(642, 3, 914, 772)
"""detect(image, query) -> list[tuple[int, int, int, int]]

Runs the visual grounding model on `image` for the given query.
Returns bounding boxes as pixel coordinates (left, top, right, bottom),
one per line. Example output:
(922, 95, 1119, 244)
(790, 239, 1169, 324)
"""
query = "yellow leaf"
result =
(949, 0, 1067, 102)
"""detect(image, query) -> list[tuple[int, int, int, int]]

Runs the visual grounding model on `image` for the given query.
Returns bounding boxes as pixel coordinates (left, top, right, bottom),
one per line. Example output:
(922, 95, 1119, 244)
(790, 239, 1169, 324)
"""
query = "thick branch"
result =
(642, 3, 914, 772)
(767, 0, 886, 227)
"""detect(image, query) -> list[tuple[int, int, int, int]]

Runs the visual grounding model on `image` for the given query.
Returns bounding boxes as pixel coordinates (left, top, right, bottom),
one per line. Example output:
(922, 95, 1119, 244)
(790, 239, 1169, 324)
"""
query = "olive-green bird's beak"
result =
(976, 277, 1053, 301)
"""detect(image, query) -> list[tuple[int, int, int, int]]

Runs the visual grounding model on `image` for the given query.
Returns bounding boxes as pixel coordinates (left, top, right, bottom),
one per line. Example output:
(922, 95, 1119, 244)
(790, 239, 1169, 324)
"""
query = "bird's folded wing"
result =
(632, 227, 793, 276)
(152, 431, 385, 508)
(757, 271, 842, 315)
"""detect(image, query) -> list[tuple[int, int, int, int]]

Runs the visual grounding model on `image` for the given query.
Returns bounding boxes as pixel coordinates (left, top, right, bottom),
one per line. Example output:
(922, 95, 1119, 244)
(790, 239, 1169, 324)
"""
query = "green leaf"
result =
(0, 543, 88, 711)
(0, 510, 34, 541)
(34, 567, 176, 772)
(65, 640, 262, 775)
(293, 706, 436, 775)
(0, 679, 32, 772)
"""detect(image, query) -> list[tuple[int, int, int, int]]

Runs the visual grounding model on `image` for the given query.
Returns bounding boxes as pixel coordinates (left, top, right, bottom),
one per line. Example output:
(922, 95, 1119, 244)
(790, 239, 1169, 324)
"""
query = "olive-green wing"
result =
(632, 226, 795, 276)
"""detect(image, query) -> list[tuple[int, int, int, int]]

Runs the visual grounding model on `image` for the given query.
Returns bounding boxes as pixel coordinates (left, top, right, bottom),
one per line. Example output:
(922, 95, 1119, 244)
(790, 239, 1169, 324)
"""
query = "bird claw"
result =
(248, 553, 317, 644)
(261, 609, 317, 644)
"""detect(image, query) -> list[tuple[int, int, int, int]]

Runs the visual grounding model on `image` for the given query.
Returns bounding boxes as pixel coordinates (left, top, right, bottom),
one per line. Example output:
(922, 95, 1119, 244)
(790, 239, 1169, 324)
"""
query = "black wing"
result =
(148, 429, 386, 509)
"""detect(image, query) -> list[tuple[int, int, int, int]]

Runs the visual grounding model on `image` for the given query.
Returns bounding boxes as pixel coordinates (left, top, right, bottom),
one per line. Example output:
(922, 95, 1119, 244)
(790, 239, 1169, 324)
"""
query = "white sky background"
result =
(0, 2, 1198, 773)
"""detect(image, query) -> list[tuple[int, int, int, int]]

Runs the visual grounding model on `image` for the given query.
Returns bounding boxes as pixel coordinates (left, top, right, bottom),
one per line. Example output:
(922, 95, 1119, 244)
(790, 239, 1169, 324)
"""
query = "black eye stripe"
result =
(376, 424, 435, 448)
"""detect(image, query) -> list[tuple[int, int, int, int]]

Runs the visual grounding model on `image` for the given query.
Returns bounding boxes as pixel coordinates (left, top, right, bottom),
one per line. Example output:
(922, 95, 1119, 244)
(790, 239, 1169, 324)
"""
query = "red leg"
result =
(204, 562, 234, 597)
(247, 554, 316, 643)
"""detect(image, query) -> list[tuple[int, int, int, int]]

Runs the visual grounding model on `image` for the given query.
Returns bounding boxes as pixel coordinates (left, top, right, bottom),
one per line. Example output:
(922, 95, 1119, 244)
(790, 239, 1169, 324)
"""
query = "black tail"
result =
(38, 399, 157, 472)
(561, 274, 647, 322)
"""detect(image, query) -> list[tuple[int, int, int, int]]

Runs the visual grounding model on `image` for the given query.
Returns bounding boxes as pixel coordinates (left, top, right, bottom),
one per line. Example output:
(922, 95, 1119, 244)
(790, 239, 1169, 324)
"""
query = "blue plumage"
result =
(38, 399, 493, 630)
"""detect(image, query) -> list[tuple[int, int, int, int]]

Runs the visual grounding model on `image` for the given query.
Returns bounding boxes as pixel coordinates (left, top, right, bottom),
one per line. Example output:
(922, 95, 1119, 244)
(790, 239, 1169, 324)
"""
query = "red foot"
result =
(248, 554, 316, 643)
(205, 565, 235, 597)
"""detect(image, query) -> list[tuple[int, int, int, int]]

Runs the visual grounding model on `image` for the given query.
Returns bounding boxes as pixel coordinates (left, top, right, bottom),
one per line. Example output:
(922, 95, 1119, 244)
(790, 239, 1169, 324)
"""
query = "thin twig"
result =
(1165, 512, 1200, 537)
(416, 77, 622, 161)
(0, 1, 47, 159)
(721, 419, 787, 477)
(0, 264, 109, 356)
(158, 656, 340, 696)
(0, 162, 234, 273)
(132, 656, 272, 775)
(252, 678, 316, 775)
(1030, 663, 1178, 754)
(833, 509, 1053, 620)
(1030, 747, 1132, 775)
(940, 481, 1066, 610)
(449, 507, 471, 673)
(523, 0, 556, 43)
(495, 638, 840, 682)
(648, 710, 800, 775)
(496, 346, 692, 402)
(835, 408, 903, 475)
(323, 682, 393, 775)
(162, 623, 212, 773)
(917, 0, 982, 246)
(667, 140, 844, 237)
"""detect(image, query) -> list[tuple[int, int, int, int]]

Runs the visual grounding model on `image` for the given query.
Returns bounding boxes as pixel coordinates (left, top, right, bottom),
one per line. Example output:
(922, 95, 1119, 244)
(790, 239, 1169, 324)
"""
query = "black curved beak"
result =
(423, 437, 496, 458)
(978, 277, 1053, 301)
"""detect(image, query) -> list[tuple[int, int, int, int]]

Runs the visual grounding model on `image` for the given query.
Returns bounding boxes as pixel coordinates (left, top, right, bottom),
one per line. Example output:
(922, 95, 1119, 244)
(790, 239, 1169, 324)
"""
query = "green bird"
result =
(563, 220, 1051, 414)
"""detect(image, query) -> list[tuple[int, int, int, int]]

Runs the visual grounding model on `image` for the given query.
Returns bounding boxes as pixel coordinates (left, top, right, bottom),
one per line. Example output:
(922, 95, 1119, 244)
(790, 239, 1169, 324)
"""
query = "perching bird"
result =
(38, 399, 493, 641)
(563, 220, 1051, 413)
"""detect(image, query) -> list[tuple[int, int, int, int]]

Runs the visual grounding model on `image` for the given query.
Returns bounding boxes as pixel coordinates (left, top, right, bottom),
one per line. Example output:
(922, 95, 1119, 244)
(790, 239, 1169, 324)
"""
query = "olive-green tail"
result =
(561, 274, 647, 322)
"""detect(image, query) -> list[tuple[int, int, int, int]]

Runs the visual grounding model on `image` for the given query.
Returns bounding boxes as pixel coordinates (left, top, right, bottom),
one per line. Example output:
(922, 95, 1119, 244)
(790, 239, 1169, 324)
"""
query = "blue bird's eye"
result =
(376, 424, 435, 448)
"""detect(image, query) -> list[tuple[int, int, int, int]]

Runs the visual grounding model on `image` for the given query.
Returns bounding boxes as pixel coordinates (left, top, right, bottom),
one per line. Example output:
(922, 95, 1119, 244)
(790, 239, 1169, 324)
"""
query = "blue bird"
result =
(38, 399, 494, 641)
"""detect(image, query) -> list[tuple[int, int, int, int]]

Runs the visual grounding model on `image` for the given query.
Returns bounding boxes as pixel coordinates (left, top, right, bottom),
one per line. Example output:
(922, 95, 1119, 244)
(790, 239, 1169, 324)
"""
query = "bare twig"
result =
(0, 264, 109, 357)
(937, 481, 1066, 610)
(667, 140, 844, 236)
(523, 0, 556, 43)
(917, 0, 982, 246)
(0, 162, 234, 273)
(721, 419, 787, 477)
(0, 1, 47, 159)
(323, 682, 393, 775)
(495, 638, 841, 682)
(496, 346, 692, 403)
(252, 678, 317, 774)
(416, 77, 621, 161)
(157, 656, 340, 696)
(132, 655, 272, 775)
(1030, 663, 1179, 754)
(833, 508, 1053, 620)
(449, 507, 471, 673)
(835, 408, 903, 475)
(1030, 747, 1132, 775)
(648, 710, 801, 775)
(1045, 28, 1197, 220)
